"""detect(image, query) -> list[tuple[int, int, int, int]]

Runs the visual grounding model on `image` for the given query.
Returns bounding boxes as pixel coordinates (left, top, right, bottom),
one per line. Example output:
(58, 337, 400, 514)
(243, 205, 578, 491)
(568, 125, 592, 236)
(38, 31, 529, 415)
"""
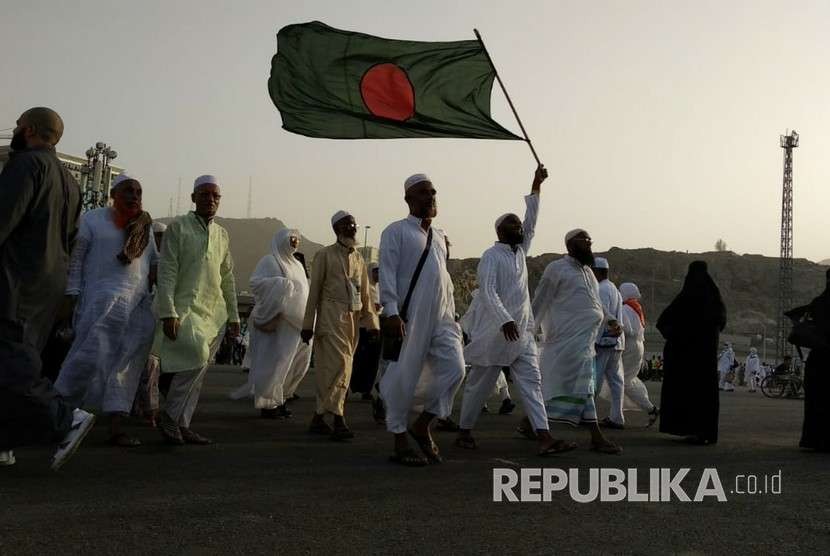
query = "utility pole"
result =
(176, 177, 182, 216)
(776, 130, 798, 363)
(247, 176, 253, 218)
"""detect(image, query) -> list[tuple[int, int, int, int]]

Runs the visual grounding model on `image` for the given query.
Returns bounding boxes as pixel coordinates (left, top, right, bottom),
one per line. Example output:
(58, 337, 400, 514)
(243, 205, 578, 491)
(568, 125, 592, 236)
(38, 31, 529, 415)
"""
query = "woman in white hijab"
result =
(230, 229, 309, 418)
(618, 282, 659, 426)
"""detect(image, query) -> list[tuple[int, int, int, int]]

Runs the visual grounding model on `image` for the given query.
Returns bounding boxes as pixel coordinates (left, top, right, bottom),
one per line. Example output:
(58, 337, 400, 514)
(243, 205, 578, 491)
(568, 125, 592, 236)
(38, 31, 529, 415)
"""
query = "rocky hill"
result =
(820, 259, 830, 266)
(449, 248, 827, 337)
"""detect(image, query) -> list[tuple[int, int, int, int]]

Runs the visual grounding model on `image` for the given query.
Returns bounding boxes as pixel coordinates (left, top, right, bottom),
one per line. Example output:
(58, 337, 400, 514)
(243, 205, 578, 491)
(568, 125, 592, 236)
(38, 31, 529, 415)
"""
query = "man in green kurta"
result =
(155, 175, 240, 445)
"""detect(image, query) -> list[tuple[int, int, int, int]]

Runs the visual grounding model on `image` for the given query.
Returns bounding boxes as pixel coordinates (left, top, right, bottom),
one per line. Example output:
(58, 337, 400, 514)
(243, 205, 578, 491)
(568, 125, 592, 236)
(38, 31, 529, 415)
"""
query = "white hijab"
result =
(250, 228, 309, 330)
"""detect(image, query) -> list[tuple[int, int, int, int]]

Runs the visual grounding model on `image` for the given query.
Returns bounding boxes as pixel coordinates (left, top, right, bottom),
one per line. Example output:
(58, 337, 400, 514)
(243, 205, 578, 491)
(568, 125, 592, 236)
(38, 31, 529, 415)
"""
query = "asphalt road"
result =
(1, 366, 827, 555)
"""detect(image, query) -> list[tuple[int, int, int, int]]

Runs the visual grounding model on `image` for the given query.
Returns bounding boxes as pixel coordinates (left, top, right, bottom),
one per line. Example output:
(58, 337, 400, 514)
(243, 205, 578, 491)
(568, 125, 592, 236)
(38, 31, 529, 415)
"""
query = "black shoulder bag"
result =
(381, 227, 433, 362)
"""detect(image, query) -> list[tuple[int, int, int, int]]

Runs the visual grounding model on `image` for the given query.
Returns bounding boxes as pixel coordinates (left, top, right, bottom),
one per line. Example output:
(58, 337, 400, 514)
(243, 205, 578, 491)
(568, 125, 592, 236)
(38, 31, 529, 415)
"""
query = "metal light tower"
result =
(81, 142, 118, 211)
(776, 130, 798, 362)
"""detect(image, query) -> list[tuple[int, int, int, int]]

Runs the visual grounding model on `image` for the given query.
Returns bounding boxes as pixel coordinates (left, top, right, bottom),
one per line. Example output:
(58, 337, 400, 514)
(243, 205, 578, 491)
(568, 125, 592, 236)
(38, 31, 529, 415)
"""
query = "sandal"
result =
(538, 439, 578, 456)
(455, 436, 478, 450)
(107, 432, 141, 447)
(388, 448, 428, 467)
(408, 429, 443, 464)
(434, 418, 459, 432)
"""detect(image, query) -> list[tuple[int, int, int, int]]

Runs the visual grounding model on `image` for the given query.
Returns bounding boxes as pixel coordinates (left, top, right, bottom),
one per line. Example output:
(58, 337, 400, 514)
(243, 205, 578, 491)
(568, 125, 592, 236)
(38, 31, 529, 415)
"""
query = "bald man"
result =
(0, 107, 96, 470)
(302, 211, 379, 440)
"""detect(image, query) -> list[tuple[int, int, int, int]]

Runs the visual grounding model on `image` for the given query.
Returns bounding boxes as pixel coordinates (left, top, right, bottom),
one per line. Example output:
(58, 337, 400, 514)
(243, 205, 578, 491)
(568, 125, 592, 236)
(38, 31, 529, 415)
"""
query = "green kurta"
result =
(154, 212, 239, 373)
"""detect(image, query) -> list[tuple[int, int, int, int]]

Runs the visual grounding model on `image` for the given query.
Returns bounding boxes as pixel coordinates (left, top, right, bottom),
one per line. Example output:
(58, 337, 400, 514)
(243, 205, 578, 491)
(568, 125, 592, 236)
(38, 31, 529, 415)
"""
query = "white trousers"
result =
(459, 348, 549, 432)
(380, 319, 465, 434)
(595, 348, 624, 424)
(494, 372, 511, 401)
(164, 365, 208, 428)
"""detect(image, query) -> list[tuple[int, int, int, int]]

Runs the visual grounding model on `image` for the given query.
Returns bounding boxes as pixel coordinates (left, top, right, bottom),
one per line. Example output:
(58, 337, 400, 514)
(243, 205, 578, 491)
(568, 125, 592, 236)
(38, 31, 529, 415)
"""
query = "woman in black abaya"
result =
(799, 269, 830, 452)
(657, 261, 726, 445)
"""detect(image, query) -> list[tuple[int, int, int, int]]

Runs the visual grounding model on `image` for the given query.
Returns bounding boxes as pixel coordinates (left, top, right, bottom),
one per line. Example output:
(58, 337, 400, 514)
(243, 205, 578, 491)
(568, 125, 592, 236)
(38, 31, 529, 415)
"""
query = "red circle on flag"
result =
(360, 64, 415, 122)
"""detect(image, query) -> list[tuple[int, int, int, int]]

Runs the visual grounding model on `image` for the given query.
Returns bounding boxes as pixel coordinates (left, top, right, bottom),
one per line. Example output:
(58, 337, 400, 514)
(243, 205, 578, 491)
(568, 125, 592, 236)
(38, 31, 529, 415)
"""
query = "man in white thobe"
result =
(379, 173, 465, 466)
(718, 342, 736, 391)
(55, 173, 157, 447)
(455, 167, 573, 455)
(744, 347, 761, 392)
(592, 257, 626, 429)
(532, 229, 622, 454)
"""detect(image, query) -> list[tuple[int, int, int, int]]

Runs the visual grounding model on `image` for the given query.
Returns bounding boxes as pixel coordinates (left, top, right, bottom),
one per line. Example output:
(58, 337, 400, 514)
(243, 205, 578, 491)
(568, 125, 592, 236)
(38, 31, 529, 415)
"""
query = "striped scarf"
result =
(117, 211, 153, 264)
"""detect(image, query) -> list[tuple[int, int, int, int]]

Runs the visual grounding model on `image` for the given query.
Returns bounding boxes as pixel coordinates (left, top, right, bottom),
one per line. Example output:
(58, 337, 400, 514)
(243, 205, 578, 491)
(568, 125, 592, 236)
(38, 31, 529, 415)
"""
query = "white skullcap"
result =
(564, 228, 588, 243)
(619, 282, 641, 300)
(494, 213, 517, 231)
(593, 257, 609, 270)
(193, 174, 219, 190)
(750, 347, 758, 354)
(404, 173, 430, 191)
(152, 221, 167, 233)
(110, 172, 138, 190)
(331, 210, 352, 227)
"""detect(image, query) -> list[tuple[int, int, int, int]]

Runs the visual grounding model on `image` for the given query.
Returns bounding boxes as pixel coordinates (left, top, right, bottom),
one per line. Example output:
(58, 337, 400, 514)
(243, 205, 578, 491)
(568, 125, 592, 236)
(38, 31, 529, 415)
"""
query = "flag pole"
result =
(474, 28, 542, 167)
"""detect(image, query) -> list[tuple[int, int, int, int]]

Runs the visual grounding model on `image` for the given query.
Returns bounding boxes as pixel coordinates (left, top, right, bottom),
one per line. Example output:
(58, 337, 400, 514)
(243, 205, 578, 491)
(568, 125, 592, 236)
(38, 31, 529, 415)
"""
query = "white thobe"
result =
(718, 348, 735, 390)
(595, 279, 626, 424)
(458, 194, 548, 431)
(55, 208, 157, 414)
(618, 303, 654, 412)
(745, 354, 760, 391)
(230, 231, 309, 409)
(532, 255, 604, 424)
(378, 215, 465, 434)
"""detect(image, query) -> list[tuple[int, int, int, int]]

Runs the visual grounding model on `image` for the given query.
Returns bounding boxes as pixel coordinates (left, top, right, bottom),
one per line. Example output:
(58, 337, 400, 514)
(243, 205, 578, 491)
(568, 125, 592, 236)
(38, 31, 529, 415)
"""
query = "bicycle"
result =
(760, 372, 803, 399)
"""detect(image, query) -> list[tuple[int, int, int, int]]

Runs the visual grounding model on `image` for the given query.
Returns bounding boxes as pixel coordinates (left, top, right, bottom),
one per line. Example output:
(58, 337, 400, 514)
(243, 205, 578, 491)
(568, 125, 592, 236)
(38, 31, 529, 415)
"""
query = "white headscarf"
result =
(249, 228, 308, 330)
(619, 282, 641, 301)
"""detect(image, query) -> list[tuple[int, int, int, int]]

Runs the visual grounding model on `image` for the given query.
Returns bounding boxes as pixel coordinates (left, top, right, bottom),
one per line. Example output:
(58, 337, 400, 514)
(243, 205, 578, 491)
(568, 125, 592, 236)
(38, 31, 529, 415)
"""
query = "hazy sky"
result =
(2, 1, 828, 261)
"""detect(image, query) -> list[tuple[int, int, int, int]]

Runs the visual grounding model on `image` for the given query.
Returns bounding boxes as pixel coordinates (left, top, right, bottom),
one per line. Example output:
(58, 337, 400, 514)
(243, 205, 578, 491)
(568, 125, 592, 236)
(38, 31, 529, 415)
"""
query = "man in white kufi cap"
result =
(532, 229, 622, 453)
(377, 173, 465, 466)
(301, 210, 378, 440)
(154, 174, 240, 445)
(591, 257, 627, 429)
(455, 165, 577, 455)
(55, 172, 158, 447)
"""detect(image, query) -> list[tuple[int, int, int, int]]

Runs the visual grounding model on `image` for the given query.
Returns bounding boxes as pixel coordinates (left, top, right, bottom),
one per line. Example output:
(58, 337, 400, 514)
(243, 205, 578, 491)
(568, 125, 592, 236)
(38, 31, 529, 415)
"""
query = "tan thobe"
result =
(303, 242, 379, 415)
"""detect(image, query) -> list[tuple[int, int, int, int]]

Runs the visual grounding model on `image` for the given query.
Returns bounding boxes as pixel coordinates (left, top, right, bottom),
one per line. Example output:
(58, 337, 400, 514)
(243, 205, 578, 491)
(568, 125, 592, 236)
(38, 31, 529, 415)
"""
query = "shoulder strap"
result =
(400, 227, 433, 322)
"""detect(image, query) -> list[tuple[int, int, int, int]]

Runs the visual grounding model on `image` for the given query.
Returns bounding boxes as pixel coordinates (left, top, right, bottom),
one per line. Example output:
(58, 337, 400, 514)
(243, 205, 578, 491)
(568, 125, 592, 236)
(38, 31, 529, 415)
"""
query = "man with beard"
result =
(302, 211, 379, 440)
(455, 166, 575, 455)
(54, 173, 157, 447)
(531, 229, 622, 454)
(155, 175, 240, 445)
(378, 174, 466, 466)
(0, 107, 95, 470)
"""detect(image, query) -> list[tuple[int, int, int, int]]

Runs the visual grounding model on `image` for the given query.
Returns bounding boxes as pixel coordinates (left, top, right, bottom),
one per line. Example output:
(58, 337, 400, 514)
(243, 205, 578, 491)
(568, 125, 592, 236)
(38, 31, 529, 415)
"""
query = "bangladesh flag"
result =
(268, 21, 522, 140)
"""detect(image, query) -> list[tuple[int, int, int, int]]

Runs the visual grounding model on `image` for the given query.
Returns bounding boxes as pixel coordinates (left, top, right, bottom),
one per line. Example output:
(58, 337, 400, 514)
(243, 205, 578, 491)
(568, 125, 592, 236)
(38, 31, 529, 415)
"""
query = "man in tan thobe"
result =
(302, 210, 379, 440)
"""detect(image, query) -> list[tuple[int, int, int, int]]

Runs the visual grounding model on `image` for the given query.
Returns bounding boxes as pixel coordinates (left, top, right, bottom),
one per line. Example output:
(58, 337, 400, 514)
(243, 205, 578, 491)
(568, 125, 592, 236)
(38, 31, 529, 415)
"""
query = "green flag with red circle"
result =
(268, 21, 522, 140)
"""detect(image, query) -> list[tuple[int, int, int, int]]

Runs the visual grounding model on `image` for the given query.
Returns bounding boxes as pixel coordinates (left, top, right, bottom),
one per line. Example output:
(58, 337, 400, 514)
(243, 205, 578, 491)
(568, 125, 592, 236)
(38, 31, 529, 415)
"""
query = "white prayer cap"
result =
(110, 172, 138, 190)
(193, 174, 219, 190)
(331, 210, 352, 227)
(619, 282, 641, 300)
(593, 257, 609, 270)
(494, 213, 517, 231)
(750, 347, 758, 354)
(404, 173, 430, 191)
(152, 221, 167, 233)
(564, 228, 588, 243)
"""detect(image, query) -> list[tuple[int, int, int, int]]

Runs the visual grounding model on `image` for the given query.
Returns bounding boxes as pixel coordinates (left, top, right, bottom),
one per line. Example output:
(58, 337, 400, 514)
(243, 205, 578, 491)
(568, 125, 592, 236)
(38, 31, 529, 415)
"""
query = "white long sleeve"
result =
(521, 193, 539, 254)
(65, 216, 93, 295)
(478, 254, 514, 327)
